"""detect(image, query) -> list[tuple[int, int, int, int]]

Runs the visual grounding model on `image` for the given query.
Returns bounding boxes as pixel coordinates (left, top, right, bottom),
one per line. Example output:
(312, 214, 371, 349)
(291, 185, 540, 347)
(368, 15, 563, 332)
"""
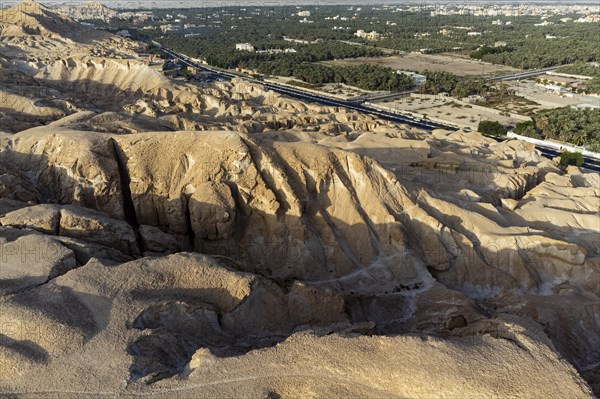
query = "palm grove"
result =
(99, 6, 599, 151)
(107, 6, 599, 90)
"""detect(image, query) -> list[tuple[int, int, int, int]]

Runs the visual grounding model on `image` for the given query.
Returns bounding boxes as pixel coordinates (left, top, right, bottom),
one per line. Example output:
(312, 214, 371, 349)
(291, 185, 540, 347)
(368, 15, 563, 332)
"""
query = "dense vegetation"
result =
(97, 5, 600, 77)
(514, 120, 536, 136)
(420, 71, 487, 98)
(271, 63, 415, 91)
(466, 23, 600, 69)
(469, 45, 513, 60)
(160, 35, 384, 70)
(478, 120, 506, 136)
(516, 107, 600, 151)
(556, 62, 600, 78)
(370, 13, 599, 68)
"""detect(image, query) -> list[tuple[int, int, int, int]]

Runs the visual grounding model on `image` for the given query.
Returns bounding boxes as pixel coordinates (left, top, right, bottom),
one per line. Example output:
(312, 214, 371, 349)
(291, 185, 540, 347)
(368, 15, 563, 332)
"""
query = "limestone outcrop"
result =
(1, 128, 597, 397)
(0, 253, 592, 398)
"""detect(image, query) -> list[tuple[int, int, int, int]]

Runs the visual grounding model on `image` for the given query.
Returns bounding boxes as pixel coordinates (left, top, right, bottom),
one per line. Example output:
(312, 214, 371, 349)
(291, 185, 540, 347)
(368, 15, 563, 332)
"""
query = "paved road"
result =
(534, 147, 600, 172)
(158, 46, 456, 132)
(155, 45, 600, 172)
(487, 65, 566, 82)
(348, 90, 415, 103)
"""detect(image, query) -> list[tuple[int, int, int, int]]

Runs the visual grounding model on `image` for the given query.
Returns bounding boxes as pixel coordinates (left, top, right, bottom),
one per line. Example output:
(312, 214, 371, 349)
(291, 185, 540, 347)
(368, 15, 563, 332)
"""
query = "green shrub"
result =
(478, 120, 505, 136)
(560, 150, 584, 167)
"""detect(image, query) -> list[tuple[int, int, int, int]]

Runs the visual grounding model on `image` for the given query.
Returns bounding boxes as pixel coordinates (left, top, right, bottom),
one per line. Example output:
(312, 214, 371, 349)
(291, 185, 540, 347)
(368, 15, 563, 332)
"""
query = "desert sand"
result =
(0, 1, 598, 398)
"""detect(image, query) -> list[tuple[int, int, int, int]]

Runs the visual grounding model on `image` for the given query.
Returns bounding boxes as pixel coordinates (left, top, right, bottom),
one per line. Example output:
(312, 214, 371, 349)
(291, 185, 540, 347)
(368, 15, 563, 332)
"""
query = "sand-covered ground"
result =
(323, 53, 521, 76)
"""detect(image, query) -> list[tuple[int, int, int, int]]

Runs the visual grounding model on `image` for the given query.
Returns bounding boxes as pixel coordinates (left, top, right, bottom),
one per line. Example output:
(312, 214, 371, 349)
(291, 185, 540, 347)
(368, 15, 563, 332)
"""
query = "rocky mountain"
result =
(53, 1, 118, 22)
(0, 0, 104, 40)
(0, 1, 598, 397)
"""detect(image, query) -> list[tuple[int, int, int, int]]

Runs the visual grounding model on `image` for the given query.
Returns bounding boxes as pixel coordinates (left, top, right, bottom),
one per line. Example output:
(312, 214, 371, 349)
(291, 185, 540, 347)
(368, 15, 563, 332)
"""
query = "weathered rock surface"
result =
(1, 130, 124, 218)
(0, 203, 139, 257)
(58, 205, 139, 257)
(0, 253, 593, 398)
(0, 203, 60, 235)
(166, 325, 591, 399)
(0, 2, 598, 397)
(0, 227, 77, 295)
(1, 127, 597, 397)
(138, 225, 178, 254)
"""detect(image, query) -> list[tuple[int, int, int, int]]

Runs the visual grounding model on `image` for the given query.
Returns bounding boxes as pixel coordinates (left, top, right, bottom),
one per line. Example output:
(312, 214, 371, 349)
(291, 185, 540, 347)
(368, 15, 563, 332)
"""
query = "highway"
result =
(154, 44, 600, 172)
(157, 46, 456, 132)
(530, 146, 600, 172)
(348, 89, 415, 103)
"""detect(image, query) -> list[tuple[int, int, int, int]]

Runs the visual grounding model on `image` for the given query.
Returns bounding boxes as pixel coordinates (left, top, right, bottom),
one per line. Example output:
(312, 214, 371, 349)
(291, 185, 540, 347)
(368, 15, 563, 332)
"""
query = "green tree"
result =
(560, 150, 584, 167)
(532, 107, 600, 148)
(478, 120, 506, 136)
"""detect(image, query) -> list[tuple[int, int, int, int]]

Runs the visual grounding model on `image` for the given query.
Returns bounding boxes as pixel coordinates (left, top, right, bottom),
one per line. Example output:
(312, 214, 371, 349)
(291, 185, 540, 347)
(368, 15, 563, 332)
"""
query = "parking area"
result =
(507, 80, 600, 109)
(373, 95, 529, 129)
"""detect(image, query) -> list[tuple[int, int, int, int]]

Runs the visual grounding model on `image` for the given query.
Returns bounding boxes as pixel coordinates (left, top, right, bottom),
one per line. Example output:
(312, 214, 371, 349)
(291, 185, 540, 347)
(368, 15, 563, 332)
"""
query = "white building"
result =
(297, 10, 310, 17)
(255, 48, 298, 54)
(397, 71, 427, 86)
(235, 43, 255, 52)
(468, 94, 484, 104)
(575, 15, 599, 23)
(160, 24, 180, 33)
(354, 30, 381, 40)
(574, 103, 600, 109)
(283, 36, 310, 44)
(545, 84, 567, 94)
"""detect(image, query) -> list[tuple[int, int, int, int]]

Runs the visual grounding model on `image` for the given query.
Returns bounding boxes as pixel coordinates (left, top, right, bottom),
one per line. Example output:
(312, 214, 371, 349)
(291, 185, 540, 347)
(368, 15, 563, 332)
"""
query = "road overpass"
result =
(487, 65, 566, 82)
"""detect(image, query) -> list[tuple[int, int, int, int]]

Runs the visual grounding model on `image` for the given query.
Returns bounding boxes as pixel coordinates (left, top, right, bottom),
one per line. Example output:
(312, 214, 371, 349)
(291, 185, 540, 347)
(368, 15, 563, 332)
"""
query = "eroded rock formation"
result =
(0, 2, 598, 397)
